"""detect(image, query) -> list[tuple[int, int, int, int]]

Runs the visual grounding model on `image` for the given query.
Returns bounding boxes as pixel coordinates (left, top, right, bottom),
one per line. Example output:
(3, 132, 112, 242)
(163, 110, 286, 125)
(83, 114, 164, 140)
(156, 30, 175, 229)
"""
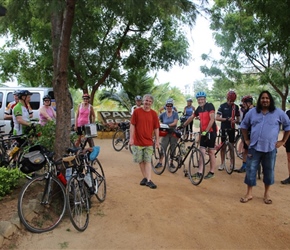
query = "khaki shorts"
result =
(131, 145, 153, 163)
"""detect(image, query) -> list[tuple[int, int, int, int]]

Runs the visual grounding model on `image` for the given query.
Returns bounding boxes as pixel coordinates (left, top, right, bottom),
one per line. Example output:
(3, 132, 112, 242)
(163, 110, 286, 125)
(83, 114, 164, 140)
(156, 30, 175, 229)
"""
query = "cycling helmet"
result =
(13, 90, 20, 95)
(166, 99, 174, 106)
(241, 95, 253, 103)
(135, 95, 142, 101)
(187, 98, 193, 102)
(43, 95, 51, 101)
(227, 90, 237, 102)
(195, 91, 207, 99)
(82, 93, 90, 99)
(18, 90, 33, 98)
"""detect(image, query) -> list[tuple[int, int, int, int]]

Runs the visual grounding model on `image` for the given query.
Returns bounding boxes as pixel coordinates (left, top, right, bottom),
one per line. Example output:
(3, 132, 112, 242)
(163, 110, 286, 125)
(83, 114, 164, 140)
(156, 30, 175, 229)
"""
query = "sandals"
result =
(263, 198, 272, 205)
(240, 197, 253, 203)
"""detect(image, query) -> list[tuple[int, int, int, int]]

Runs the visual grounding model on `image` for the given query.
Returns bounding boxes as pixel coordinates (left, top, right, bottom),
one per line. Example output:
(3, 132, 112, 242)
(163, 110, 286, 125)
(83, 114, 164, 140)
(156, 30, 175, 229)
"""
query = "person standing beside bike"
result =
(75, 93, 96, 147)
(12, 90, 34, 136)
(183, 98, 195, 140)
(240, 90, 290, 204)
(39, 95, 56, 126)
(156, 99, 179, 169)
(182, 91, 218, 179)
(129, 94, 159, 189)
(131, 95, 143, 115)
(235, 95, 254, 173)
(216, 90, 240, 171)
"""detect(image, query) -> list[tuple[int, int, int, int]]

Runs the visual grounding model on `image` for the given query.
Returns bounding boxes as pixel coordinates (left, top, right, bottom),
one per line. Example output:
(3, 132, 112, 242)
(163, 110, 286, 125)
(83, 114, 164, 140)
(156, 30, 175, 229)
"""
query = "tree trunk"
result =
(51, 0, 76, 158)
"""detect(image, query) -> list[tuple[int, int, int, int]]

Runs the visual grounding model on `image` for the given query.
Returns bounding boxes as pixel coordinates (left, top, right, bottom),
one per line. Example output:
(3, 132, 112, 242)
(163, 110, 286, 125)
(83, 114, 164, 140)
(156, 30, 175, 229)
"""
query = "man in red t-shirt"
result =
(130, 94, 160, 189)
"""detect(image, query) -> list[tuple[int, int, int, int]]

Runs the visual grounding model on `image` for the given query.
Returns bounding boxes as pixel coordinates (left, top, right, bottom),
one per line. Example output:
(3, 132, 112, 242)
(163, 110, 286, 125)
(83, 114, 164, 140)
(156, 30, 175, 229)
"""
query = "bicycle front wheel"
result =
(224, 142, 235, 174)
(66, 176, 90, 231)
(151, 144, 166, 175)
(18, 175, 66, 233)
(167, 144, 180, 173)
(91, 158, 107, 202)
(188, 147, 205, 185)
(112, 130, 125, 151)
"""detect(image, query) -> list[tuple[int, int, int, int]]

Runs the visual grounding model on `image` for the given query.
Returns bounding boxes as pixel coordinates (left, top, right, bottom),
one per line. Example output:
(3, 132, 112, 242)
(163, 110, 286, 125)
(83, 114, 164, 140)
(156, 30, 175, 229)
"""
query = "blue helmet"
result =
(195, 91, 206, 99)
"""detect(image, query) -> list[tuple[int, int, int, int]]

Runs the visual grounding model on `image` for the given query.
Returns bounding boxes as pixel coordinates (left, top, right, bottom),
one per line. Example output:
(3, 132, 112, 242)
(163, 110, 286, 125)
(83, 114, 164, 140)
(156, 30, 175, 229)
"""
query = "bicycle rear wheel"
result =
(151, 144, 166, 175)
(167, 144, 180, 173)
(112, 130, 125, 151)
(66, 176, 90, 231)
(223, 142, 235, 174)
(90, 158, 106, 202)
(18, 175, 66, 233)
(234, 135, 243, 160)
(188, 147, 205, 185)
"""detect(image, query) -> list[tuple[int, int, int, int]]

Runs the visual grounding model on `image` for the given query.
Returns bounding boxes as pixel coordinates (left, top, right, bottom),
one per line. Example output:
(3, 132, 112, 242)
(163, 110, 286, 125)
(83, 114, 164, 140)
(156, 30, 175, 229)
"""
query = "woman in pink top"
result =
(39, 95, 56, 126)
(75, 93, 96, 146)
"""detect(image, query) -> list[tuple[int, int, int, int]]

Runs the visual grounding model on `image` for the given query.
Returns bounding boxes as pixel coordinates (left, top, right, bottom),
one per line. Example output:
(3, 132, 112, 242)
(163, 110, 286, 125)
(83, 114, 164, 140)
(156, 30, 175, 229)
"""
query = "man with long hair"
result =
(240, 90, 290, 204)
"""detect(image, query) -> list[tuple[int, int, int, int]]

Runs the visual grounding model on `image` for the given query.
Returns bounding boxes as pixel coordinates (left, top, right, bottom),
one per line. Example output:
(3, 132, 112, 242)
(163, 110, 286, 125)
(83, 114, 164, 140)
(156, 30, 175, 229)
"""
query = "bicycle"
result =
(65, 146, 106, 231)
(17, 145, 67, 233)
(204, 129, 235, 174)
(112, 122, 132, 153)
(0, 124, 41, 178)
(167, 129, 205, 186)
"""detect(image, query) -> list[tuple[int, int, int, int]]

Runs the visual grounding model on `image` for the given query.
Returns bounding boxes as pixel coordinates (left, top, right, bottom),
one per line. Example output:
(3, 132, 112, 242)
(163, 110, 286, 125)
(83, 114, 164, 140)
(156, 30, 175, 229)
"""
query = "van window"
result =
(30, 93, 40, 110)
(6, 92, 14, 107)
(0, 92, 3, 108)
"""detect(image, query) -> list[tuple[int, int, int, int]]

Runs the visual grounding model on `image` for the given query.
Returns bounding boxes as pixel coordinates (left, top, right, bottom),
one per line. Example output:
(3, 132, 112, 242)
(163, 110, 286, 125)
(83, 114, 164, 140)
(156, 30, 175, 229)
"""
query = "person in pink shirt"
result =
(39, 95, 56, 126)
(75, 93, 96, 147)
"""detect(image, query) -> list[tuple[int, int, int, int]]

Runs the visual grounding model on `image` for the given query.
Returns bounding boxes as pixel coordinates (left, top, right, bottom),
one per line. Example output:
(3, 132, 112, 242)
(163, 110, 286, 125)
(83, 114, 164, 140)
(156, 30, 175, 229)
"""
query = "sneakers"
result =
(204, 172, 214, 179)
(140, 178, 147, 186)
(169, 162, 175, 168)
(218, 164, 225, 171)
(146, 180, 157, 189)
(237, 167, 246, 173)
(281, 177, 290, 185)
(191, 172, 202, 179)
(155, 163, 162, 168)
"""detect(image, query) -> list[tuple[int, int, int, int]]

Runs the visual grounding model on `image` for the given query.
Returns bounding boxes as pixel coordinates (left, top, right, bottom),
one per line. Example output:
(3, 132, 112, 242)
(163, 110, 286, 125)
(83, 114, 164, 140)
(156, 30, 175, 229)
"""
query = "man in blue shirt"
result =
(240, 90, 290, 204)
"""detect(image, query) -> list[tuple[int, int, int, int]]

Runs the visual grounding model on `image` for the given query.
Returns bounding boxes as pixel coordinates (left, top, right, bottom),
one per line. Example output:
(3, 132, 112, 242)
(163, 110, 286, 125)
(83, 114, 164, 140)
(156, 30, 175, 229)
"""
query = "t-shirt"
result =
(217, 102, 240, 129)
(131, 108, 159, 146)
(159, 111, 179, 130)
(12, 102, 30, 135)
(194, 102, 217, 133)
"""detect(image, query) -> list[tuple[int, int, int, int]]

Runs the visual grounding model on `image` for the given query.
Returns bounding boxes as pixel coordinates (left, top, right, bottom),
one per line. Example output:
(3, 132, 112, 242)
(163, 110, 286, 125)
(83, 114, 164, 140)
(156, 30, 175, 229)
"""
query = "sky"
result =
(154, 13, 221, 89)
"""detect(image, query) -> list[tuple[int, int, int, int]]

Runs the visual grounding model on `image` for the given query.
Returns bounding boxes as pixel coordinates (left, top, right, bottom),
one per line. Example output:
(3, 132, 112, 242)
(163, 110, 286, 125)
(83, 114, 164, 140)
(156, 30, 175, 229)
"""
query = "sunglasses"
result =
(166, 105, 173, 107)
(83, 98, 89, 100)
(44, 100, 50, 102)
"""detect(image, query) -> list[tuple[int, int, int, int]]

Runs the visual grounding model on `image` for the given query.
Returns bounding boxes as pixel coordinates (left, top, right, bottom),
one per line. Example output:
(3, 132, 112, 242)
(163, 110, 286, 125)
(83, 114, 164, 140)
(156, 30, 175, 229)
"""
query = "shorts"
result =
(221, 129, 235, 143)
(76, 126, 85, 136)
(132, 145, 153, 163)
(200, 132, 216, 149)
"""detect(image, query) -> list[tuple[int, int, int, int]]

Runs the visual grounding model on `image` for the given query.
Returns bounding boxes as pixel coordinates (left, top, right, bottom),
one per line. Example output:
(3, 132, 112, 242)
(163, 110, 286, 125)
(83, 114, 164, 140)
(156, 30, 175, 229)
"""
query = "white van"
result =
(0, 87, 75, 134)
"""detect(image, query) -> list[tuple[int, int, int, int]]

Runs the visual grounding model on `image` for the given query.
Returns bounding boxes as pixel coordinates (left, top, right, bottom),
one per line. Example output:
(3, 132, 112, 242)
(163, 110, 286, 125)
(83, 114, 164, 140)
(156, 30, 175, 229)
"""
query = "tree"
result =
(201, 0, 290, 110)
(0, 0, 200, 104)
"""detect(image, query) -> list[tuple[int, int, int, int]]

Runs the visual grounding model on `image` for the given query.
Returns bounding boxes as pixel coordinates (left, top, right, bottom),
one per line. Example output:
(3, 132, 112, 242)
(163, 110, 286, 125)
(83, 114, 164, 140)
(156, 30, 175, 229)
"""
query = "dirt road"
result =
(6, 138, 290, 249)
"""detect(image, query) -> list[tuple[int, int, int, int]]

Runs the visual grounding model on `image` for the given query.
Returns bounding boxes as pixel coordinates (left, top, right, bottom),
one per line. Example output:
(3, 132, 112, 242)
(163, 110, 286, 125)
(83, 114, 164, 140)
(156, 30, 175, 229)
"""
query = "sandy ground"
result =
(2, 137, 290, 250)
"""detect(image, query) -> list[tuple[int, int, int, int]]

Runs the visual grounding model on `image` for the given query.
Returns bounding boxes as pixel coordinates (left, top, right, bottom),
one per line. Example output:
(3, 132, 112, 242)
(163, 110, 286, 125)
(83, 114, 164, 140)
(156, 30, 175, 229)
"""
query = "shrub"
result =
(0, 168, 24, 199)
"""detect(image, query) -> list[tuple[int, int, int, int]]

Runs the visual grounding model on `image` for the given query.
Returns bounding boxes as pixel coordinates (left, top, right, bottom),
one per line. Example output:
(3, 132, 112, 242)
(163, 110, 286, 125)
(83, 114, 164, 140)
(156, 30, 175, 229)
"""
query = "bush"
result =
(0, 168, 24, 199)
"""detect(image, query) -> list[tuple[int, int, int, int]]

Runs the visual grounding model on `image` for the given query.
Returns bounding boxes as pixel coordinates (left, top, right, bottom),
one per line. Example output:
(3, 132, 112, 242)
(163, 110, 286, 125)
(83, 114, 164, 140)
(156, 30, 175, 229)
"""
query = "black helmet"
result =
(18, 90, 33, 98)
(135, 95, 142, 101)
(43, 95, 51, 101)
(13, 90, 20, 95)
